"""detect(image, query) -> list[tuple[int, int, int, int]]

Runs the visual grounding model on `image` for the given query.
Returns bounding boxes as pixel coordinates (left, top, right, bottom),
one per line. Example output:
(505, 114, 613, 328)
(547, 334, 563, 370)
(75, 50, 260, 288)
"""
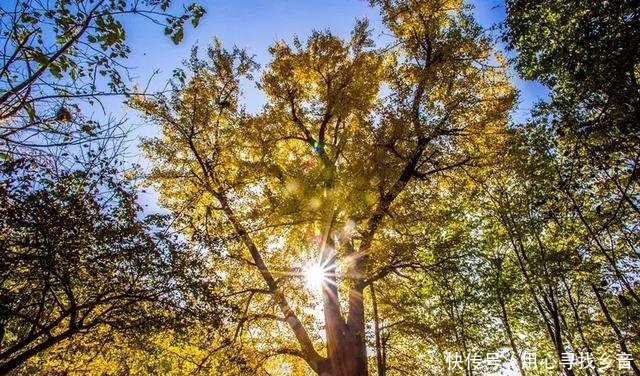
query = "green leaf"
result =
(49, 64, 62, 78)
(190, 4, 205, 28)
(171, 28, 183, 44)
(32, 51, 50, 66)
(25, 103, 36, 122)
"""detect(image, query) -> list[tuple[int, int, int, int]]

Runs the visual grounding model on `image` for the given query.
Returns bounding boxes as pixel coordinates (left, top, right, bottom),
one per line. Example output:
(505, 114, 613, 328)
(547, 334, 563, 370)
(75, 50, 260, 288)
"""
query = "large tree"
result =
(133, 0, 514, 374)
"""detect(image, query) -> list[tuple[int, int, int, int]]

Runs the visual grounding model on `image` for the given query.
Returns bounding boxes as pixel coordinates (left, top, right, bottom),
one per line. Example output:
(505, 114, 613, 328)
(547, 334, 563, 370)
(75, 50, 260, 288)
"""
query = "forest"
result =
(0, 0, 638, 375)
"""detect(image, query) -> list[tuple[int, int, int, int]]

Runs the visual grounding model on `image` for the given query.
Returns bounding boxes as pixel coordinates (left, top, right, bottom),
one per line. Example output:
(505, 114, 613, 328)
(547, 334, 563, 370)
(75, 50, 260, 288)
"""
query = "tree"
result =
(0, 146, 224, 374)
(504, 0, 639, 141)
(0, 1, 217, 373)
(504, 2, 640, 374)
(0, 0, 205, 151)
(133, 0, 514, 373)
(0, 1, 636, 374)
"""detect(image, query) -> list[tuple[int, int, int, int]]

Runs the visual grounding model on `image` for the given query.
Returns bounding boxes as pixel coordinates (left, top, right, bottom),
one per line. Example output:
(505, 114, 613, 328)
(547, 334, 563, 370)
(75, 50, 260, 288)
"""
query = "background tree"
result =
(0, 1, 214, 373)
(504, 0, 639, 141)
(503, 1, 640, 374)
(0, 144, 226, 374)
(0, 0, 204, 152)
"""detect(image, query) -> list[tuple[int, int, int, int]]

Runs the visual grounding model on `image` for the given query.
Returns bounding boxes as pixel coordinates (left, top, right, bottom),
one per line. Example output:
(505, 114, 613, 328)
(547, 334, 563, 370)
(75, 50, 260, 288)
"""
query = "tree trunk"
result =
(497, 293, 525, 376)
(591, 284, 640, 375)
(322, 260, 368, 375)
(562, 277, 600, 376)
(322, 285, 367, 376)
(347, 284, 368, 375)
(372, 284, 386, 376)
(500, 208, 574, 376)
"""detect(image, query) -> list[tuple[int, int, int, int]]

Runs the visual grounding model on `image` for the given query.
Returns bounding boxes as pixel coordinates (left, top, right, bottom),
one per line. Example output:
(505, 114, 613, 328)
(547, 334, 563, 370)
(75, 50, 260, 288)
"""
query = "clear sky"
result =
(115, 0, 548, 210)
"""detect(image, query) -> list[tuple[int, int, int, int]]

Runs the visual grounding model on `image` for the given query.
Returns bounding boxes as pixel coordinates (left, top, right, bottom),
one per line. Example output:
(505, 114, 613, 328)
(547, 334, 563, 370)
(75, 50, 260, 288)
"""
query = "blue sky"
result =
(120, 0, 547, 118)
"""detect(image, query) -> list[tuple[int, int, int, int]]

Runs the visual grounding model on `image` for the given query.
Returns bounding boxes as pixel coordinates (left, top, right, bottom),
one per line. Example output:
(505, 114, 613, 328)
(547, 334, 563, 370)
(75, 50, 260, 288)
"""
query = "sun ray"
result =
(305, 264, 326, 289)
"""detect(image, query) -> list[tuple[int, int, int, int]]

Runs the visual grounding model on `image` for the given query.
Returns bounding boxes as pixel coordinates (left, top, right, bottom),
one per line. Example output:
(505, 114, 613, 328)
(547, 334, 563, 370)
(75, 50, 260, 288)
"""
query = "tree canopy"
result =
(1, 0, 639, 375)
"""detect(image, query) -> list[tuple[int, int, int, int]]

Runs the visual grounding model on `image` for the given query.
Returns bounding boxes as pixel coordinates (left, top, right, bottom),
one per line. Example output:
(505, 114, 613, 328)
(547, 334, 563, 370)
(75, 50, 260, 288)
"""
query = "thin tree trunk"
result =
(497, 293, 525, 376)
(371, 284, 385, 376)
(591, 284, 640, 375)
(500, 207, 574, 376)
(562, 182, 640, 304)
(218, 194, 327, 373)
(562, 277, 600, 376)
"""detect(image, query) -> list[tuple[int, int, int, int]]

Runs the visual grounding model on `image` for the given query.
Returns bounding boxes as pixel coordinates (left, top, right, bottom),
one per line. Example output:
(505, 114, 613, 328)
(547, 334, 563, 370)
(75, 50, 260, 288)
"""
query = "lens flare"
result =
(305, 264, 326, 290)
